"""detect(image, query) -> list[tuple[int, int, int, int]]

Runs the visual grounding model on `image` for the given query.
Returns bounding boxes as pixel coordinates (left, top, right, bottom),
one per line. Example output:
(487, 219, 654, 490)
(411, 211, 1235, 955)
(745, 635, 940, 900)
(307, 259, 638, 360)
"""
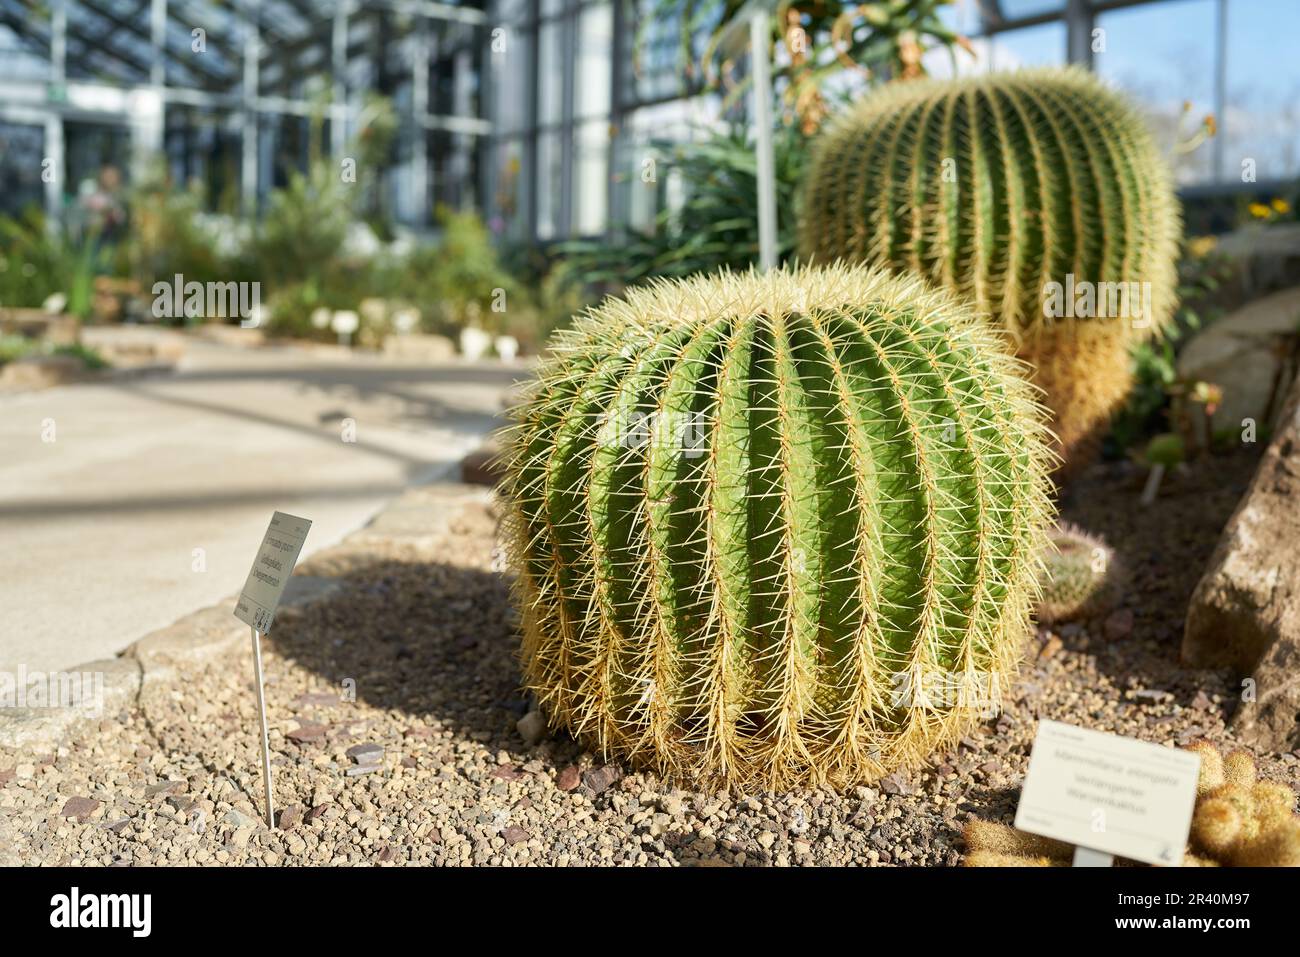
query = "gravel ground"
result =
(2, 451, 1296, 867)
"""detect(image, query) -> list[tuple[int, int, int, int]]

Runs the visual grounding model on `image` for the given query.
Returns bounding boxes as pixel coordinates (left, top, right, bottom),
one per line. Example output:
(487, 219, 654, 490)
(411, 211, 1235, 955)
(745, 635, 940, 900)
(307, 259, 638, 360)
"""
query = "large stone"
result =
(1183, 376, 1300, 750)
(0, 308, 80, 345)
(460, 436, 504, 487)
(0, 354, 89, 389)
(1177, 285, 1300, 433)
(81, 325, 185, 367)
(382, 333, 456, 363)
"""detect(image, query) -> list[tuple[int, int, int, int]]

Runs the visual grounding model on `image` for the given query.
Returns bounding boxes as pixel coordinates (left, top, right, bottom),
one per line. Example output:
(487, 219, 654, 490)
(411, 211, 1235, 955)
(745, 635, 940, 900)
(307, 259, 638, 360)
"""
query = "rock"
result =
(278, 804, 303, 830)
(222, 808, 258, 832)
(60, 796, 100, 821)
(345, 765, 381, 777)
(382, 333, 456, 363)
(1185, 376, 1300, 750)
(879, 773, 914, 796)
(516, 709, 546, 745)
(286, 721, 327, 743)
(1176, 284, 1300, 435)
(461, 438, 505, 487)
(0, 307, 79, 345)
(291, 692, 339, 709)
(583, 765, 620, 795)
(346, 742, 383, 764)
(492, 765, 521, 781)
(0, 354, 90, 389)
(193, 323, 266, 348)
(556, 766, 581, 791)
(81, 325, 184, 366)
(501, 826, 530, 845)
(1103, 608, 1134, 641)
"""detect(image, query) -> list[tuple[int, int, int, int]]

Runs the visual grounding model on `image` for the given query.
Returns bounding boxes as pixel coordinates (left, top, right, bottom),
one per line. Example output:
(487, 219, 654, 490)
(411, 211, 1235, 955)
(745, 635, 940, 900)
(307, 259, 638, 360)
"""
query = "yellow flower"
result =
(1188, 235, 1218, 258)
(1249, 202, 1271, 219)
(1271, 198, 1290, 214)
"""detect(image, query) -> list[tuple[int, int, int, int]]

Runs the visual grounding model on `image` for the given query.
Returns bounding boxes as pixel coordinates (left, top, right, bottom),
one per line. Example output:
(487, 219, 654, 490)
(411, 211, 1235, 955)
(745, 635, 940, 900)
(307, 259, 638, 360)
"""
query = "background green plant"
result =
(1108, 241, 1237, 452)
(558, 122, 808, 294)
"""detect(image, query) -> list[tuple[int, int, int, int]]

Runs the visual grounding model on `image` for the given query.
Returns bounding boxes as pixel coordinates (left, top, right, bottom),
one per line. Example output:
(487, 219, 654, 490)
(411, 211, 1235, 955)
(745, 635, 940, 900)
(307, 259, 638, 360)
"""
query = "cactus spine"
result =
(799, 67, 1182, 475)
(503, 264, 1054, 789)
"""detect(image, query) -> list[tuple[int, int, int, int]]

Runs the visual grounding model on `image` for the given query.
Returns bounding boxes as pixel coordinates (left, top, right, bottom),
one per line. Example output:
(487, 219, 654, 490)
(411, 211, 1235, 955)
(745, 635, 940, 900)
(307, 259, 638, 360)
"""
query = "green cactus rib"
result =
(502, 265, 1055, 789)
(799, 67, 1182, 475)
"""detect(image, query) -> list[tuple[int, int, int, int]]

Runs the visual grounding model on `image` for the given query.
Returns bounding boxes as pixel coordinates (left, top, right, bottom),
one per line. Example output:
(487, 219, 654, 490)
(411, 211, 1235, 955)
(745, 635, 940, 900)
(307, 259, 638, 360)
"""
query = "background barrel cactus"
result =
(799, 67, 1182, 477)
(502, 264, 1054, 789)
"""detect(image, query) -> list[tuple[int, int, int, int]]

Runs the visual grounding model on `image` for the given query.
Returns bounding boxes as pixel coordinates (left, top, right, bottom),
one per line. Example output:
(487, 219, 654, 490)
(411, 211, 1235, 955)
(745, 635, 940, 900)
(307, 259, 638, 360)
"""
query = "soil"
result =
(2, 449, 1295, 867)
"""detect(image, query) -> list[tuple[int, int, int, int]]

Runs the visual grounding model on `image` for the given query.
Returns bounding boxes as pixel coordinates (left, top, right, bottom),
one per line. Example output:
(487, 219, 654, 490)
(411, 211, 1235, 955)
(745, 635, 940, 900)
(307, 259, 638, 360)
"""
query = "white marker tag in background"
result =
(234, 511, 312, 633)
(1014, 719, 1200, 867)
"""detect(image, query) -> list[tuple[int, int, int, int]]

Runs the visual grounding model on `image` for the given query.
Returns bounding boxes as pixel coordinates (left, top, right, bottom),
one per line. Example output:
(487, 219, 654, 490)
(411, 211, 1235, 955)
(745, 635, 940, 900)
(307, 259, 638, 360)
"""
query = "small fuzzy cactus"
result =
(800, 67, 1182, 476)
(1037, 522, 1122, 624)
(966, 740, 1299, 867)
(503, 264, 1055, 789)
(1185, 742, 1300, 867)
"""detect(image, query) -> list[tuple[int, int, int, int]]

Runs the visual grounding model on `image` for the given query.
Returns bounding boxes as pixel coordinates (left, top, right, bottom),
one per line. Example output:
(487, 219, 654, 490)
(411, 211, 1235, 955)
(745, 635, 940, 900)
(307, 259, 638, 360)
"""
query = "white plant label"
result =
(1014, 719, 1200, 867)
(234, 511, 312, 633)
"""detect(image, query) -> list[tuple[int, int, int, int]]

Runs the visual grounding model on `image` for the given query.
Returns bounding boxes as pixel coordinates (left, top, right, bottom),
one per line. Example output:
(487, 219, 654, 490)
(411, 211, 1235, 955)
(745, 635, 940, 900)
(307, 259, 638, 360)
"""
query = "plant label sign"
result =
(234, 511, 312, 633)
(1014, 719, 1200, 866)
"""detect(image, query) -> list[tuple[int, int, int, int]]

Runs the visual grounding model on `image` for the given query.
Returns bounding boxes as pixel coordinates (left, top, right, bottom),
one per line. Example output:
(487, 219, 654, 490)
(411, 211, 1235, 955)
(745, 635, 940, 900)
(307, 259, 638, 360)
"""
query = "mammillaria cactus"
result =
(966, 741, 1300, 866)
(502, 264, 1054, 789)
(799, 67, 1182, 476)
(1037, 522, 1123, 624)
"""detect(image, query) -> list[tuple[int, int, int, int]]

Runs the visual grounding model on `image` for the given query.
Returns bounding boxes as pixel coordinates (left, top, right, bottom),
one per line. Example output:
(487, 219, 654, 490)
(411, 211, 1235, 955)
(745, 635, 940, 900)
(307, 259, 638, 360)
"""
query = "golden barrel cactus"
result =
(799, 67, 1182, 476)
(502, 264, 1054, 789)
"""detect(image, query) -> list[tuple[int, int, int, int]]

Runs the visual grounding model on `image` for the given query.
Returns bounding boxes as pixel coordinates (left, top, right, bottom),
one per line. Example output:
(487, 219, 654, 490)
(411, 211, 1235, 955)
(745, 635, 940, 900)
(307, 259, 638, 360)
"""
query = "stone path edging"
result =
(0, 478, 491, 753)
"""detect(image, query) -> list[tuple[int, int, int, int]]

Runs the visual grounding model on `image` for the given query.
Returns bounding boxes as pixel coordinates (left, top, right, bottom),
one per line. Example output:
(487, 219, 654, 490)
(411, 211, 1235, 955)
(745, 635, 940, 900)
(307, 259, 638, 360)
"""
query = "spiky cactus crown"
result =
(1038, 522, 1123, 624)
(502, 264, 1055, 790)
(799, 67, 1182, 474)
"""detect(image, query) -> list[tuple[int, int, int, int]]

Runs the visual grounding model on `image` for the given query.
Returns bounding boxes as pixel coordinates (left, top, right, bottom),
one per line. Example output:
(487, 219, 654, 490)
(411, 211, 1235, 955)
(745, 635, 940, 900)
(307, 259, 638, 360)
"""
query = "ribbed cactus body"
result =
(503, 265, 1054, 789)
(799, 67, 1182, 475)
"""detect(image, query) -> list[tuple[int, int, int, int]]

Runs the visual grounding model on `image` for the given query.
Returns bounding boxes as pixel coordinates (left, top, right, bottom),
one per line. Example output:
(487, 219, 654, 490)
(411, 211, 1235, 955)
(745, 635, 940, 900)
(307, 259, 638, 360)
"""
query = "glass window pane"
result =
(574, 120, 609, 236)
(536, 130, 564, 239)
(490, 138, 530, 242)
(1096, 0, 1217, 183)
(489, 26, 532, 133)
(539, 20, 564, 126)
(981, 0, 1065, 26)
(576, 2, 613, 119)
(984, 21, 1065, 71)
(622, 0, 723, 106)
(1224, 0, 1300, 182)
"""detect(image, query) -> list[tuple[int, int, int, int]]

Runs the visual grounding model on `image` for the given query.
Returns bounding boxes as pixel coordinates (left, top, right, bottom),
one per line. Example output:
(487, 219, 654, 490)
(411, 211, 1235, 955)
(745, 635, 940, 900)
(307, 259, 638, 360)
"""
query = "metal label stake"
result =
(234, 511, 313, 832)
(250, 627, 275, 829)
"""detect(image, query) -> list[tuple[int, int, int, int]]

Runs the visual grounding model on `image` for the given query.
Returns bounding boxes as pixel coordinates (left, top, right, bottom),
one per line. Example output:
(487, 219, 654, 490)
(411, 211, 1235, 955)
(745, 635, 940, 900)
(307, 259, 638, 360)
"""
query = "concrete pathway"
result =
(0, 337, 518, 674)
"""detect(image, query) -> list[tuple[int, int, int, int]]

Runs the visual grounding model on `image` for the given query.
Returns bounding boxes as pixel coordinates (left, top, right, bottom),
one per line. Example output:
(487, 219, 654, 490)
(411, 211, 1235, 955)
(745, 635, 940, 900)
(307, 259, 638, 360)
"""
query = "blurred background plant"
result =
(642, 0, 971, 133)
(0, 210, 101, 319)
(557, 122, 808, 293)
(1108, 237, 1238, 453)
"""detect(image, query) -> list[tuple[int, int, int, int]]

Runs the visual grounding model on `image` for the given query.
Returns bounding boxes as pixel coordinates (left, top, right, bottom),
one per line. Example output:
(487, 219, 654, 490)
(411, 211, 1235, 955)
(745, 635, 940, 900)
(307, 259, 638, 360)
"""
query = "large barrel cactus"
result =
(799, 67, 1182, 476)
(503, 264, 1054, 789)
